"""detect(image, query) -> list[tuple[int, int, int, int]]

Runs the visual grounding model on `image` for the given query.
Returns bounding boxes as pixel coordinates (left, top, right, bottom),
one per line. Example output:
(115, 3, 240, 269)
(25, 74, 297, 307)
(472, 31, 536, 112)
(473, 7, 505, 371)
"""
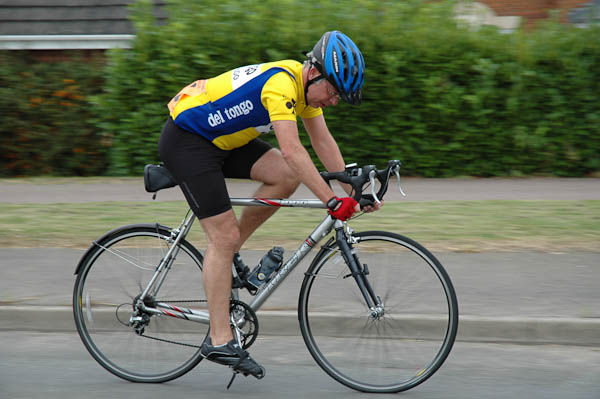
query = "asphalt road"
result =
(2, 248, 599, 319)
(1, 177, 599, 398)
(1, 248, 599, 399)
(1, 332, 599, 399)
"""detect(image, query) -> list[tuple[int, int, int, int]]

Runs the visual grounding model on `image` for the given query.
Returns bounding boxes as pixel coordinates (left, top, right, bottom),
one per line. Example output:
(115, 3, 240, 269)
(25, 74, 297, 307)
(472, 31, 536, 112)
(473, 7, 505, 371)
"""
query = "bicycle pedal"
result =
(226, 371, 238, 389)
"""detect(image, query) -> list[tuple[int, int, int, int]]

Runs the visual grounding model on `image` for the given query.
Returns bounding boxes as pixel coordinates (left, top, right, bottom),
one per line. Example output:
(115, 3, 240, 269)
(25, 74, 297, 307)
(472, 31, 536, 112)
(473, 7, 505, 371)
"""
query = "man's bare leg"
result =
(236, 148, 300, 249)
(198, 208, 265, 379)
(199, 209, 240, 346)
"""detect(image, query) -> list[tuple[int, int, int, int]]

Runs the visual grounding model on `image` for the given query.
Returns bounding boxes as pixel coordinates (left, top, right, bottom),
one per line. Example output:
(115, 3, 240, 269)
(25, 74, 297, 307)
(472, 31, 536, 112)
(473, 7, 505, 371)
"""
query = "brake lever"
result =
(394, 167, 407, 197)
(368, 170, 382, 204)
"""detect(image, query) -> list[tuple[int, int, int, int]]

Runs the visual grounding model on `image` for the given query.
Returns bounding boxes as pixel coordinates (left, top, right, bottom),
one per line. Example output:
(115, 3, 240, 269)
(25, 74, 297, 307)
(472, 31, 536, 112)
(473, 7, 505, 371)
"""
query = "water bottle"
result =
(247, 247, 284, 291)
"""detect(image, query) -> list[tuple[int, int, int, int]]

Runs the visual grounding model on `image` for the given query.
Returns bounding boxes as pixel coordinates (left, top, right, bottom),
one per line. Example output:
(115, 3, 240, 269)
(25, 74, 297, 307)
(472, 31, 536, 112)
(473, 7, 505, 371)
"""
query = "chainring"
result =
(229, 299, 259, 350)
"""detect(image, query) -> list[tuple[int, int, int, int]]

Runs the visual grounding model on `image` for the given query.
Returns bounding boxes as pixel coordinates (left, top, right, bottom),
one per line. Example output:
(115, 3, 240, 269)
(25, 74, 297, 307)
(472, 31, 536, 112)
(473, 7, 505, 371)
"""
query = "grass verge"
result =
(1, 200, 598, 252)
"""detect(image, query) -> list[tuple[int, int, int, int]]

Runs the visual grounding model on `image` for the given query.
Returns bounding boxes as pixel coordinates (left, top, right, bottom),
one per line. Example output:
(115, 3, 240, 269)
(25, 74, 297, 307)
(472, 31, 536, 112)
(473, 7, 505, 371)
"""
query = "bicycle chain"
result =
(141, 330, 203, 348)
(135, 299, 259, 350)
(137, 299, 206, 348)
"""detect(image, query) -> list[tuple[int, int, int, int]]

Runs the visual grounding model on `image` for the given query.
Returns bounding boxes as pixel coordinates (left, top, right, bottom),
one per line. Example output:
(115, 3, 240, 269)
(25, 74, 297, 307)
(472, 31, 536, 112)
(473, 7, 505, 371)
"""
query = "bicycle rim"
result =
(299, 231, 458, 393)
(73, 226, 208, 383)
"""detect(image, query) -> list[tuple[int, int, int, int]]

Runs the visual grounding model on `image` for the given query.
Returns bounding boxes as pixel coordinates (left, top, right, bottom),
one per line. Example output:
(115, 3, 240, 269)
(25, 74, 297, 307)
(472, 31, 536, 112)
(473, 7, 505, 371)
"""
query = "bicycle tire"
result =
(73, 224, 207, 383)
(298, 231, 458, 393)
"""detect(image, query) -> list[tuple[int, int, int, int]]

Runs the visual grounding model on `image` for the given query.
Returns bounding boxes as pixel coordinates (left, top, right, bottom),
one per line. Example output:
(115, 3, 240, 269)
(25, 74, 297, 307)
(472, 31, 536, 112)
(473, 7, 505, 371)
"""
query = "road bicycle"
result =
(73, 160, 458, 393)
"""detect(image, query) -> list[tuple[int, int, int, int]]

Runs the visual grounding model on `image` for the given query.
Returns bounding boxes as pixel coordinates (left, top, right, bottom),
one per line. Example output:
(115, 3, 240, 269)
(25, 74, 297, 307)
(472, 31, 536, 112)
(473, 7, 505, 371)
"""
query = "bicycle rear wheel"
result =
(73, 225, 207, 383)
(298, 231, 458, 393)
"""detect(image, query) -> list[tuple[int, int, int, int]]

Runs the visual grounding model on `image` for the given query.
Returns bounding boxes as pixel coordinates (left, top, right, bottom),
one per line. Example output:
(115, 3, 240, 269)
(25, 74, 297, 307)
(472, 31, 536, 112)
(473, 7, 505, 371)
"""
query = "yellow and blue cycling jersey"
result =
(168, 60, 323, 150)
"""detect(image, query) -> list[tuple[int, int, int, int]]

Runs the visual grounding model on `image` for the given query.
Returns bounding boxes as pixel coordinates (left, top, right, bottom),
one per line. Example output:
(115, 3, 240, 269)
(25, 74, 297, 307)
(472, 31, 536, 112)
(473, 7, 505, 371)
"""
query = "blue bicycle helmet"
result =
(305, 31, 365, 105)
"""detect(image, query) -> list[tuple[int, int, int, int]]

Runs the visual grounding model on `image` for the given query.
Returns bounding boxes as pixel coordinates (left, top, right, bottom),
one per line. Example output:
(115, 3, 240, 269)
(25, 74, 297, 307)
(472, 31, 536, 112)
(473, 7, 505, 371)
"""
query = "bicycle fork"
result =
(334, 223, 384, 319)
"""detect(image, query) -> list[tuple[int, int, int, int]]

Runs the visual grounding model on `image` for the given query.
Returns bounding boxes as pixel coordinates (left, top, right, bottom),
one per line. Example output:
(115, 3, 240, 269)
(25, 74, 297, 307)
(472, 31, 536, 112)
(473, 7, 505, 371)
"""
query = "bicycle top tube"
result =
(144, 160, 405, 209)
(230, 198, 325, 208)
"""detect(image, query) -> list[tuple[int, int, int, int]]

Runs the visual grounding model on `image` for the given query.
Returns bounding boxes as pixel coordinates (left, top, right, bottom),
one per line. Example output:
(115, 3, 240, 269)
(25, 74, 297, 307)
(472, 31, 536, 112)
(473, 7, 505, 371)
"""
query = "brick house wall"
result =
(0, 0, 166, 59)
(477, 0, 593, 26)
(0, 0, 596, 52)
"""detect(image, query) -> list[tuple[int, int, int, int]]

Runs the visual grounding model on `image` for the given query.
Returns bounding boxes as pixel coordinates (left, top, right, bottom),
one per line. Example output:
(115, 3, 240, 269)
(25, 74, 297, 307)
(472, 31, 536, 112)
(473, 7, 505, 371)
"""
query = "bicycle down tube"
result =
(229, 198, 381, 313)
(141, 198, 336, 324)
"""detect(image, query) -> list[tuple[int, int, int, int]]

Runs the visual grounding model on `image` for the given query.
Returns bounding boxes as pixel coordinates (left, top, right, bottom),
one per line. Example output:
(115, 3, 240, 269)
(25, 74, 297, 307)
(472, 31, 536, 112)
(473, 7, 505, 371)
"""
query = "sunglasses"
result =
(326, 83, 340, 99)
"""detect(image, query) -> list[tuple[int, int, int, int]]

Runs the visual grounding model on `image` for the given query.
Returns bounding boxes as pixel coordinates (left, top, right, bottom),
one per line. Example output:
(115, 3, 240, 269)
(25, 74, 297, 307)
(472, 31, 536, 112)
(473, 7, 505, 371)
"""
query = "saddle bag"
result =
(144, 164, 177, 194)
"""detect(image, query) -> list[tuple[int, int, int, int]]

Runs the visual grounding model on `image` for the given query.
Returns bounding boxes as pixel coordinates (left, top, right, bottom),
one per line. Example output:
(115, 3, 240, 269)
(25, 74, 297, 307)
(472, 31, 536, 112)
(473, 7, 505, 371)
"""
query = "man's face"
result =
(306, 71, 340, 109)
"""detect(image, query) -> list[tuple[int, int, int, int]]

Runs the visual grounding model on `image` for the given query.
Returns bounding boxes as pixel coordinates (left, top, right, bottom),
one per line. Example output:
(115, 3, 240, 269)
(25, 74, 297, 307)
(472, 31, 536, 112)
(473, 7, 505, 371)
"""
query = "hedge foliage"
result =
(2, 0, 599, 177)
(0, 53, 107, 176)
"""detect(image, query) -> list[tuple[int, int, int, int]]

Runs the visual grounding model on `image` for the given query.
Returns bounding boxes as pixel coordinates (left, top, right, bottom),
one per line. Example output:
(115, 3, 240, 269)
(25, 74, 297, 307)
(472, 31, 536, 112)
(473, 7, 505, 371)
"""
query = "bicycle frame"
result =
(135, 198, 380, 326)
(75, 161, 460, 393)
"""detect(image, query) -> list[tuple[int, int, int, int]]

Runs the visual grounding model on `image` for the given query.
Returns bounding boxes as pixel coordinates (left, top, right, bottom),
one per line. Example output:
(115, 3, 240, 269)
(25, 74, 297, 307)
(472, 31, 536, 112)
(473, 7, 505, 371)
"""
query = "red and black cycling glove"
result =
(327, 196, 358, 221)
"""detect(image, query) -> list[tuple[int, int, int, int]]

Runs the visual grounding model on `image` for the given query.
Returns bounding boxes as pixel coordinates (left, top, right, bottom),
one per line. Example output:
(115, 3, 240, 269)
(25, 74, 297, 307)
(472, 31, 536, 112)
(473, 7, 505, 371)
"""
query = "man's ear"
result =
(309, 67, 321, 80)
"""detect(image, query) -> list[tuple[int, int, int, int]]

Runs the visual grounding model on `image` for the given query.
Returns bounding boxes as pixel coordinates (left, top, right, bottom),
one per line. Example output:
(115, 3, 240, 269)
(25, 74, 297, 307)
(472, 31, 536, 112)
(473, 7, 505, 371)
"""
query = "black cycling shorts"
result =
(158, 117, 273, 219)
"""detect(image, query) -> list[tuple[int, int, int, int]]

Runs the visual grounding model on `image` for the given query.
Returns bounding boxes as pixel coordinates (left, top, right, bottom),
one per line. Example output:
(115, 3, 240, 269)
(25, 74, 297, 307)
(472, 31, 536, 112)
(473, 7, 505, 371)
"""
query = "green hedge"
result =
(2, 0, 599, 177)
(0, 53, 108, 176)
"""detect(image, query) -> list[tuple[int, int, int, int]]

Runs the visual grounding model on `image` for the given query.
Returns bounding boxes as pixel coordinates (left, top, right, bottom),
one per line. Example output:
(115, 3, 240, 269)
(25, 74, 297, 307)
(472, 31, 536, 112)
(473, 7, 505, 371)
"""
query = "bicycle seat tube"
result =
(138, 212, 196, 306)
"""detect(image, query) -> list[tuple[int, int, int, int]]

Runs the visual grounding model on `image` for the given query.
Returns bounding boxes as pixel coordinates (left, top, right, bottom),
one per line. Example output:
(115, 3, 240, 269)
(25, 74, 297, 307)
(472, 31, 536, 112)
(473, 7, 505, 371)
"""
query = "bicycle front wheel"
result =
(73, 225, 208, 383)
(298, 231, 458, 393)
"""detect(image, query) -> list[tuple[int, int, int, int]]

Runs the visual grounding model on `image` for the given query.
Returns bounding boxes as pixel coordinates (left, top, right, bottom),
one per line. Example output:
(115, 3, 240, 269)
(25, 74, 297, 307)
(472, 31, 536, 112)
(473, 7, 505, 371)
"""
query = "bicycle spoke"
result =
(299, 231, 458, 393)
(93, 242, 159, 271)
(74, 227, 208, 383)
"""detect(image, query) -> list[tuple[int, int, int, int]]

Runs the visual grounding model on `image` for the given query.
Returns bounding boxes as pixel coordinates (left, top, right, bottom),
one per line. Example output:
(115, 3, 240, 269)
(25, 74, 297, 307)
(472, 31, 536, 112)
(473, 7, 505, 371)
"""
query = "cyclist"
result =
(158, 31, 378, 379)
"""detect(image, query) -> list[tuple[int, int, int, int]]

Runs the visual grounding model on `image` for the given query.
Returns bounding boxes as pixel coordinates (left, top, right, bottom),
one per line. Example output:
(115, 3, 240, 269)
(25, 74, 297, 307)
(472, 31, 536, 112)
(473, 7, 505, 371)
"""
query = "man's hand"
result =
(359, 194, 384, 213)
(327, 197, 359, 221)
